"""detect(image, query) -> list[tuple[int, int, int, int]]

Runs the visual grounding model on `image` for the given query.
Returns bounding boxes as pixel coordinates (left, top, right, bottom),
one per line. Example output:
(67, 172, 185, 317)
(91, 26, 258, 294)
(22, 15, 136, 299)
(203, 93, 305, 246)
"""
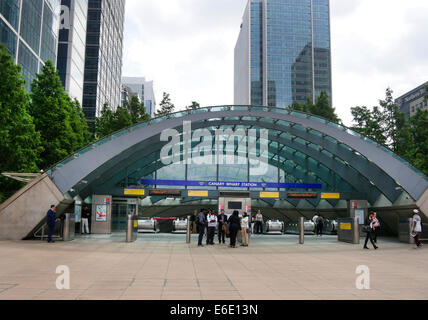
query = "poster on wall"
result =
(96, 205, 107, 222)
(355, 209, 365, 225)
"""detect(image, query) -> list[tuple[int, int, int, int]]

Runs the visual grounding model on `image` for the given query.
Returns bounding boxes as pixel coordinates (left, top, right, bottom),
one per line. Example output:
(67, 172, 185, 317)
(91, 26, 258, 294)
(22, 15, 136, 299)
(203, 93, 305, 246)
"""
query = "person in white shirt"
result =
(312, 214, 319, 234)
(255, 210, 264, 234)
(240, 212, 249, 247)
(207, 210, 218, 245)
(411, 209, 423, 249)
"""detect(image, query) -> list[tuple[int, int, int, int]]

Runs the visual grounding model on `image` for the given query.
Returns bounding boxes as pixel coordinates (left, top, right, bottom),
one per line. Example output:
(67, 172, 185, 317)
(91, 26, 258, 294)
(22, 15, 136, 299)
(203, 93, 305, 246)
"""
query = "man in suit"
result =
(46, 205, 57, 243)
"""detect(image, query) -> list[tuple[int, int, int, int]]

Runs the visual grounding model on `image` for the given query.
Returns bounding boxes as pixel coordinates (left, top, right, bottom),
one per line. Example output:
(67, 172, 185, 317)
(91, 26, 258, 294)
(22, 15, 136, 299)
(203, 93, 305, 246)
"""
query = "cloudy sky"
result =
(122, 0, 428, 125)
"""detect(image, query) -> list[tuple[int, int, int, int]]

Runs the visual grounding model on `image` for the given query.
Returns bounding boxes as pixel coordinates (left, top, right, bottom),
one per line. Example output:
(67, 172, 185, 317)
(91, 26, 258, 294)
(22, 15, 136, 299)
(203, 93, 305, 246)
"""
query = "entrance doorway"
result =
(218, 192, 252, 217)
(111, 198, 141, 232)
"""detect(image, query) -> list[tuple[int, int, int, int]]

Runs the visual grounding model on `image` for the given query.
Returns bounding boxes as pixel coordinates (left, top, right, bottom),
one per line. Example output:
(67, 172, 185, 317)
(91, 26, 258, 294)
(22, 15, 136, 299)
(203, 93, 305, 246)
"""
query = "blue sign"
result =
(140, 179, 322, 190)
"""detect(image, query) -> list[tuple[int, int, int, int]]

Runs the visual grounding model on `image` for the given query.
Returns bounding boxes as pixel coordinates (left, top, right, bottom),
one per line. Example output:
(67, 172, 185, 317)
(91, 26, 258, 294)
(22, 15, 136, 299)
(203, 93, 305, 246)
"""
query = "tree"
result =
(0, 45, 42, 202)
(95, 103, 133, 138)
(312, 91, 340, 123)
(29, 60, 90, 169)
(379, 87, 402, 152)
(288, 92, 340, 123)
(125, 95, 150, 123)
(351, 106, 387, 145)
(186, 101, 200, 110)
(155, 92, 175, 117)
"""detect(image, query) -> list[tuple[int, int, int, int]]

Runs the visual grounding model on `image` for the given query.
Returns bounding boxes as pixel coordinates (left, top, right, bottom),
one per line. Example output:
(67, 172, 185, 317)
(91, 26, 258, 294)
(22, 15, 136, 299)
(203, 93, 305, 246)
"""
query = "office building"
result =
(82, 0, 126, 121)
(122, 76, 156, 118)
(56, 0, 88, 105)
(0, 0, 61, 91)
(395, 81, 428, 118)
(234, 0, 332, 108)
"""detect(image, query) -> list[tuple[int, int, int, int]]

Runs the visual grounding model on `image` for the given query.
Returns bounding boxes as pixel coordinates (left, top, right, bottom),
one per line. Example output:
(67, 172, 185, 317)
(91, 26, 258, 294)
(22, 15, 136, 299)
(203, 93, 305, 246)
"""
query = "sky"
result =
(122, 0, 428, 125)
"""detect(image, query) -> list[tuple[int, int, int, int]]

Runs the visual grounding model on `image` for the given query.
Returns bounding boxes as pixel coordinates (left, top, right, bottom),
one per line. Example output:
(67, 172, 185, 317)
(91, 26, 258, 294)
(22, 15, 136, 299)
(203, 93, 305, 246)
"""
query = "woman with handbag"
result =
(363, 212, 378, 250)
(240, 212, 249, 247)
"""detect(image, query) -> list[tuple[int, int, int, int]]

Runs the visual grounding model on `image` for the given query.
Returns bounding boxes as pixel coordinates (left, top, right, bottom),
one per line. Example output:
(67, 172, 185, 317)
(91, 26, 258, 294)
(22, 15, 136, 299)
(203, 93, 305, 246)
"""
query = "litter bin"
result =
(63, 213, 75, 241)
(126, 214, 138, 242)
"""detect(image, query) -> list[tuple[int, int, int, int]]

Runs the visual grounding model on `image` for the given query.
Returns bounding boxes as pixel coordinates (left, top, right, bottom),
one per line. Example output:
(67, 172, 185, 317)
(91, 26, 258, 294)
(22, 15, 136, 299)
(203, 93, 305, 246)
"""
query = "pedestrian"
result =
(317, 215, 324, 236)
(207, 210, 217, 245)
(411, 209, 423, 249)
(313, 213, 319, 234)
(46, 205, 57, 243)
(228, 211, 241, 248)
(372, 212, 380, 243)
(197, 209, 207, 247)
(218, 210, 227, 244)
(81, 205, 91, 234)
(363, 213, 378, 250)
(240, 212, 249, 247)
(255, 210, 264, 234)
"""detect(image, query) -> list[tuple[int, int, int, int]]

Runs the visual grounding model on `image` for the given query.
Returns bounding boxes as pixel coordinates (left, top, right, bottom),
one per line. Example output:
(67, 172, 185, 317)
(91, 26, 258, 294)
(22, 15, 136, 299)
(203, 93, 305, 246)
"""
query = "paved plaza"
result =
(0, 234, 427, 300)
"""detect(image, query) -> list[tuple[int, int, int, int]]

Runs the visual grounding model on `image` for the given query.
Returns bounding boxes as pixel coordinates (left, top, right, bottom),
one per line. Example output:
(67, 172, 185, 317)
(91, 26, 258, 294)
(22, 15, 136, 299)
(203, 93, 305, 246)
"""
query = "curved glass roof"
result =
(46, 105, 428, 206)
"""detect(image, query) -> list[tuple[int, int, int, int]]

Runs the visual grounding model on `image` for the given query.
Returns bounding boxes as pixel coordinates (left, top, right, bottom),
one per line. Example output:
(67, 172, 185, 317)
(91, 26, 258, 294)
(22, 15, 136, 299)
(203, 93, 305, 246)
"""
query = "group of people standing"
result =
(194, 209, 252, 248)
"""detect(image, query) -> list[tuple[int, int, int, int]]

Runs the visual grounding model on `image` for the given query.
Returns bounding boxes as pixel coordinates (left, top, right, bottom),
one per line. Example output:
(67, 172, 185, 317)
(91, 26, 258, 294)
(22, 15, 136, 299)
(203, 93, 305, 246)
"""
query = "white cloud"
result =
(123, 0, 428, 125)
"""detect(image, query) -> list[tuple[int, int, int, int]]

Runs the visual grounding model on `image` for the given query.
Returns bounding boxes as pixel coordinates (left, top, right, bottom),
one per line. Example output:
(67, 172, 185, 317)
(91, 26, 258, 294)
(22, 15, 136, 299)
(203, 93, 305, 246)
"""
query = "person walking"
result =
(411, 209, 423, 249)
(218, 210, 227, 244)
(228, 211, 241, 248)
(316, 215, 324, 237)
(363, 213, 378, 250)
(207, 210, 217, 245)
(46, 205, 57, 243)
(372, 212, 381, 243)
(197, 209, 207, 247)
(81, 205, 91, 234)
(255, 210, 264, 234)
(240, 212, 249, 247)
(313, 213, 319, 235)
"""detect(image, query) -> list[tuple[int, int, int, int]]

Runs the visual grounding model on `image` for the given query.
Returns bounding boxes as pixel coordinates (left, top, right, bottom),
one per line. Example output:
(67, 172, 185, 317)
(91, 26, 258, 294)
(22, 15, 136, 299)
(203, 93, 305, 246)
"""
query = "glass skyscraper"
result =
(82, 0, 126, 121)
(57, 0, 88, 105)
(234, 0, 332, 108)
(0, 0, 61, 91)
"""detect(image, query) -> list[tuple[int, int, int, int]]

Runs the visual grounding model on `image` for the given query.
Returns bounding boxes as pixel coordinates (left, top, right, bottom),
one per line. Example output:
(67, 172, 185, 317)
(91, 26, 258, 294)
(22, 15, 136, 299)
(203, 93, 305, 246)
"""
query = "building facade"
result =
(56, 0, 88, 105)
(234, 0, 332, 108)
(121, 77, 156, 118)
(395, 81, 428, 118)
(82, 0, 125, 121)
(0, 0, 61, 91)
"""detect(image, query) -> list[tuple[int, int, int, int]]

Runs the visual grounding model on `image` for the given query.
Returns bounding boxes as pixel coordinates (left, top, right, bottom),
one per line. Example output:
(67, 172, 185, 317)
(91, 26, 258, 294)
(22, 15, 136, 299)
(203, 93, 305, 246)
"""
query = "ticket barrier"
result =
(126, 214, 138, 242)
(265, 220, 285, 235)
(138, 218, 159, 233)
(284, 221, 315, 234)
(172, 219, 188, 234)
(337, 218, 359, 244)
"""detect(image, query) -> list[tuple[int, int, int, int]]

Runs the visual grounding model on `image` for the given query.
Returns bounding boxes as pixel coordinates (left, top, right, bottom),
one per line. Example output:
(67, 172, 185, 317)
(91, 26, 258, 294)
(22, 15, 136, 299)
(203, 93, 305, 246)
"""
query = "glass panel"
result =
(327, 122, 345, 130)
(309, 115, 327, 123)
(290, 111, 308, 119)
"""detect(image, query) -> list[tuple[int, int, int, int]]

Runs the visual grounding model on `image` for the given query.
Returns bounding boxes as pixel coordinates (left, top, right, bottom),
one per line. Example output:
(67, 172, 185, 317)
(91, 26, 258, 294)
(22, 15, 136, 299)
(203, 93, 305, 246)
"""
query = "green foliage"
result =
(289, 92, 340, 122)
(126, 95, 150, 123)
(399, 110, 428, 175)
(351, 106, 387, 145)
(156, 92, 175, 116)
(186, 101, 200, 110)
(0, 45, 42, 202)
(95, 104, 133, 138)
(351, 88, 403, 152)
(29, 60, 90, 169)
